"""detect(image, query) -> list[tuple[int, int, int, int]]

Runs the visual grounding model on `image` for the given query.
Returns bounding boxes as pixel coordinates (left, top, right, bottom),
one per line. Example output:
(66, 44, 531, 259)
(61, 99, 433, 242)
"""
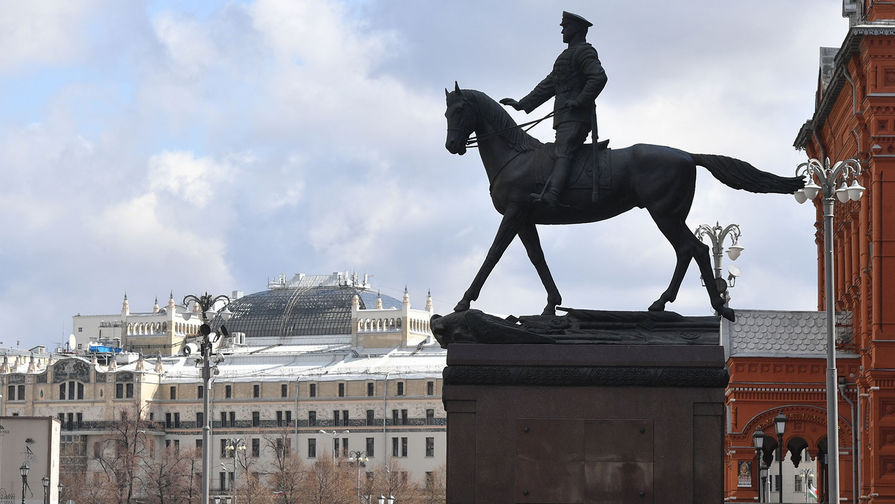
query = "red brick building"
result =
(725, 3, 895, 503)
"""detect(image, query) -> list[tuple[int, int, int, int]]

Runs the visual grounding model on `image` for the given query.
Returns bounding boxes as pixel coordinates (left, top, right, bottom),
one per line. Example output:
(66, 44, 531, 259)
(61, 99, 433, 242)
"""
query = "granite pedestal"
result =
(442, 343, 728, 504)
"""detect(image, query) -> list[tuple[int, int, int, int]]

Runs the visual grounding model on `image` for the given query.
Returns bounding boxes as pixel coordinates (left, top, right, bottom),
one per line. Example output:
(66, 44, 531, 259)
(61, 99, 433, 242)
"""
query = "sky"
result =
(0, 0, 853, 349)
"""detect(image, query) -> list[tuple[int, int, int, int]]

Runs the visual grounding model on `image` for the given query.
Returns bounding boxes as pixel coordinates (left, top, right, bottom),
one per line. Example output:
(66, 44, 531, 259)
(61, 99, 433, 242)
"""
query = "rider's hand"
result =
(500, 98, 523, 111)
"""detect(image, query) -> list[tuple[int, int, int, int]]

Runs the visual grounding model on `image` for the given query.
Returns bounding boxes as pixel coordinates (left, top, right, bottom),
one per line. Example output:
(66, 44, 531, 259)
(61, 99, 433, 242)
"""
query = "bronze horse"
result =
(443, 84, 803, 321)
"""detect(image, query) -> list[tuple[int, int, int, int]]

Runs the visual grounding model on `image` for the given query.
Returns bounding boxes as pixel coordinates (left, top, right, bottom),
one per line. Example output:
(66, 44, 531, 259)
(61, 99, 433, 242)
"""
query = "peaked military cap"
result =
(560, 11, 593, 28)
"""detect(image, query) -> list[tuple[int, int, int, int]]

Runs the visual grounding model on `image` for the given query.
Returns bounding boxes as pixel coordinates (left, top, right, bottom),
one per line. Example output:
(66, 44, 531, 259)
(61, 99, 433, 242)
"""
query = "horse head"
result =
(445, 82, 475, 156)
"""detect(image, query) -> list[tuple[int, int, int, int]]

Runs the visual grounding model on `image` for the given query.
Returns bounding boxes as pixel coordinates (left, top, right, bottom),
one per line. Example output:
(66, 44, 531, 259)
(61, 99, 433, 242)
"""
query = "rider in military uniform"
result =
(501, 11, 607, 206)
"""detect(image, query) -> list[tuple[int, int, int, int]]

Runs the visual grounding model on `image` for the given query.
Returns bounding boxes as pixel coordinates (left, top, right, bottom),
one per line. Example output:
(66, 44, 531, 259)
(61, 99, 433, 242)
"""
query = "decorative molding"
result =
(443, 364, 729, 388)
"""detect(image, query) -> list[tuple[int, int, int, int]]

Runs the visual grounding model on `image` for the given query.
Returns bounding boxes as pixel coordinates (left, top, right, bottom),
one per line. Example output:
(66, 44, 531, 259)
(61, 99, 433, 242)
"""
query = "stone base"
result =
(442, 344, 728, 504)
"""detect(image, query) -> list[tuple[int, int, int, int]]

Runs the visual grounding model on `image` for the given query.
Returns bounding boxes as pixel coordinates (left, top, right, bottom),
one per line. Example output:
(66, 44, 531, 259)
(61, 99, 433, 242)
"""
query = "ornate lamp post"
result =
(41, 476, 49, 504)
(19, 463, 28, 504)
(183, 292, 232, 504)
(794, 157, 865, 504)
(753, 428, 765, 503)
(694, 222, 743, 306)
(774, 412, 787, 504)
(348, 450, 368, 503)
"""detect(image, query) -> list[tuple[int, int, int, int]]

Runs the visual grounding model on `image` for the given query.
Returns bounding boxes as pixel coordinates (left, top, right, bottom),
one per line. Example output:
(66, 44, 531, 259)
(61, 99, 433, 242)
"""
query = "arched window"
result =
(59, 380, 85, 400)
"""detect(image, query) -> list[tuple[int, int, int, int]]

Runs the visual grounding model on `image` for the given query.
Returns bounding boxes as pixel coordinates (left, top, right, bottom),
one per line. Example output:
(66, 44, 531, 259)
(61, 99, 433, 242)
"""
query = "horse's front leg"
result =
(517, 221, 561, 316)
(454, 208, 522, 312)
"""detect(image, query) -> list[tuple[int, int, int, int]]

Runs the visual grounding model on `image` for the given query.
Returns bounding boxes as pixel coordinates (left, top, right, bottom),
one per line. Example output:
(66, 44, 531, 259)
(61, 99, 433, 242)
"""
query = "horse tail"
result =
(691, 153, 804, 194)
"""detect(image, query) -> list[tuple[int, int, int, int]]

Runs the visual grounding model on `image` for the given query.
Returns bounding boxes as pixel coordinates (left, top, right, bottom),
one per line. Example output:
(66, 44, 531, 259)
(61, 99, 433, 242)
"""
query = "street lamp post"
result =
(774, 412, 787, 504)
(225, 438, 245, 504)
(319, 429, 350, 463)
(694, 221, 743, 306)
(348, 450, 368, 503)
(19, 463, 28, 504)
(753, 428, 765, 503)
(183, 292, 232, 504)
(794, 156, 865, 504)
(41, 477, 48, 504)
(57, 483, 63, 504)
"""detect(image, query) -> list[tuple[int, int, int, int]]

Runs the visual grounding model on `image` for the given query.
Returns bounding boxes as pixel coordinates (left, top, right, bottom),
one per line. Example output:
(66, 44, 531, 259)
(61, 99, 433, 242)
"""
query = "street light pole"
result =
(19, 463, 28, 504)
(319, 429, 350, 464)
(794, 157, 865, 504)
(753, 428, 765, 503)
(349, 450, 368, 504)
(694, 221, 743, 306)
(774, 412, 787, 504)
(183, 292, 232, 504)
(225, 438, 245, 504)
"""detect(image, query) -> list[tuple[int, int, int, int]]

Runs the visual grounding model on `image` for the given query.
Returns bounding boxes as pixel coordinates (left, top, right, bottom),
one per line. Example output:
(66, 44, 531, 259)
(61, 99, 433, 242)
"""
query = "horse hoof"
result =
(719, 307, 736, 322)
(454, 300, 470, 312)
(648, 300, 665, 312)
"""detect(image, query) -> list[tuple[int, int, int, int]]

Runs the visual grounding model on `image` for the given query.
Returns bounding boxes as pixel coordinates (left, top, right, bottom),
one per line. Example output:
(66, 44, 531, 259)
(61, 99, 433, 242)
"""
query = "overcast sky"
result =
(1, 0, 851, 349)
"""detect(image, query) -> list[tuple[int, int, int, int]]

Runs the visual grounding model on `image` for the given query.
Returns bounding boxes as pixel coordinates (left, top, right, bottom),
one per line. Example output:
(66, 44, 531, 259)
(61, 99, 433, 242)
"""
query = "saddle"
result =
(531, 139, 612, 202)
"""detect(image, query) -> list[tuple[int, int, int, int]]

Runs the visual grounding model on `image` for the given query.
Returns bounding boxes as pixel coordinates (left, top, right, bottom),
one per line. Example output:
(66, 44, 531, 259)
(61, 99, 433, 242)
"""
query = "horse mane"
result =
(465, 89, 542, 153)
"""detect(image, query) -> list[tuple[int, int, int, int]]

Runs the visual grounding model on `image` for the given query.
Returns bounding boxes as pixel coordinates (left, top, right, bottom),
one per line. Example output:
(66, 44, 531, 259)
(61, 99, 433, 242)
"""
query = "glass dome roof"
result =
(210, 285, 401, 339)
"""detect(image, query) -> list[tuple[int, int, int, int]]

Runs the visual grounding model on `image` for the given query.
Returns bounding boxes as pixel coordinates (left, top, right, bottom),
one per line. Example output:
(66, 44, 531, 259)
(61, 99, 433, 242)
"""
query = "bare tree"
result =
(95, 408, 152, 504)
(366, 461, 420, 504)
(141, 443, 195, 504)
(61, 471, 116, 504)
(264, 430, 304, 504)
(419, 465, 446, 504)
(300, 456, 355, 504)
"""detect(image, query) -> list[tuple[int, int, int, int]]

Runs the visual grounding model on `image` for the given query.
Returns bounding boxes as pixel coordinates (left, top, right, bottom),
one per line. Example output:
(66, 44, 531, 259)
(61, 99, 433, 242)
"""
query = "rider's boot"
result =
(531, 156, 571, 207)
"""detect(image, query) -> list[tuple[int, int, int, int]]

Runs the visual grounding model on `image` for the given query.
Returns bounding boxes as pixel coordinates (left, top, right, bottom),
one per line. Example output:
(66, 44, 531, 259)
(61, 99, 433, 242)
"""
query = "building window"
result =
(366, 437, 374, 457)
(276, 411, 283, 427)
(197, 385, 203, 399)
(342, 437, 348, 458)
(219, 472, 227, 492)
(392, 410, 398, 425)
(333, 410, 340, 426)
(220, 411, 228, 427)
(401, 437, 408, 457)
(170, 386, 176, 400)
(338, 383, 345, 397)
(794, 475, 803, 492)
(173, 412, 181, 428)
(401, 409, 408, 425)
(309, 411, 317, 426)
(229, 411, 235, 426)
(396, 382, 404, 396)
(426, 409, 434, 425)
(7, 385, 15, 401)
(281, 383, 288, 398)
(17, 384, 24, 400)
(342, 410, 348, 426)
(774, 475, 782, 492)
(126, 383, 133, 398)
(427, 381, 435, 396)
(425, 471, 434, 489)
(308, 438, 316, 458)
(220, 439, 228, 457)
(173, 439, 180, 453)
(225, 385, 232, 398)
(76, 412, 83, 429)
(252, 411, 260, 427)
(334, 438, 340, 457)
(253, 384, 260, 398)
(367, 382, 374, 397)
(309, 383, 316, 397)
(285, 410, 292, 425)
(366, 410, 375, 426)
(166, 413, 172, 428)
(251, 438, 260, 457)
(115, 383, 123, 399)
(196, 439, 202, 450)
(196, 412, 204, 427)
(425, 437, 434, 457)
(392, 437, 398, 457)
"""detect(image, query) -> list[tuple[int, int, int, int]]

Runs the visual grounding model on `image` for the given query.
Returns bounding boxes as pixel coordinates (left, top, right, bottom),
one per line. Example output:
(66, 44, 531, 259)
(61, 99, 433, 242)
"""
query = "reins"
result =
(465, 111, 555, 149)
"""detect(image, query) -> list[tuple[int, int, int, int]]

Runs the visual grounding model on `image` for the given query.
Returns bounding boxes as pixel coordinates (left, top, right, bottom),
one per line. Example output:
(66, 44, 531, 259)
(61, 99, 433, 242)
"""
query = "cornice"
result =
(794, 24, 895, 150)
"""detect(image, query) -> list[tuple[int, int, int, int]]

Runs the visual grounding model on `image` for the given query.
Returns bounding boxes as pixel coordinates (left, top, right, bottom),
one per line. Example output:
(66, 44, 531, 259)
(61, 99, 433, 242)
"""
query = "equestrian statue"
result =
(443, 11, 803, 323)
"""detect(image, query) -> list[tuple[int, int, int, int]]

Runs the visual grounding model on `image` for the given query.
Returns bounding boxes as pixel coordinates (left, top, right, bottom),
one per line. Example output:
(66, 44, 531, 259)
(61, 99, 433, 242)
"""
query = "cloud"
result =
(148, 150, 234, 208)
(0, 1, 102, 73)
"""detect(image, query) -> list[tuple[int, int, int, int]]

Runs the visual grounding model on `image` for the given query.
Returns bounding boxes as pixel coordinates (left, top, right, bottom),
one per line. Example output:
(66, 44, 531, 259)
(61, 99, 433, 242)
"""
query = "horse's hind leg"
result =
(648, 214, 735, 321)
(518, 221, 562, 315)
